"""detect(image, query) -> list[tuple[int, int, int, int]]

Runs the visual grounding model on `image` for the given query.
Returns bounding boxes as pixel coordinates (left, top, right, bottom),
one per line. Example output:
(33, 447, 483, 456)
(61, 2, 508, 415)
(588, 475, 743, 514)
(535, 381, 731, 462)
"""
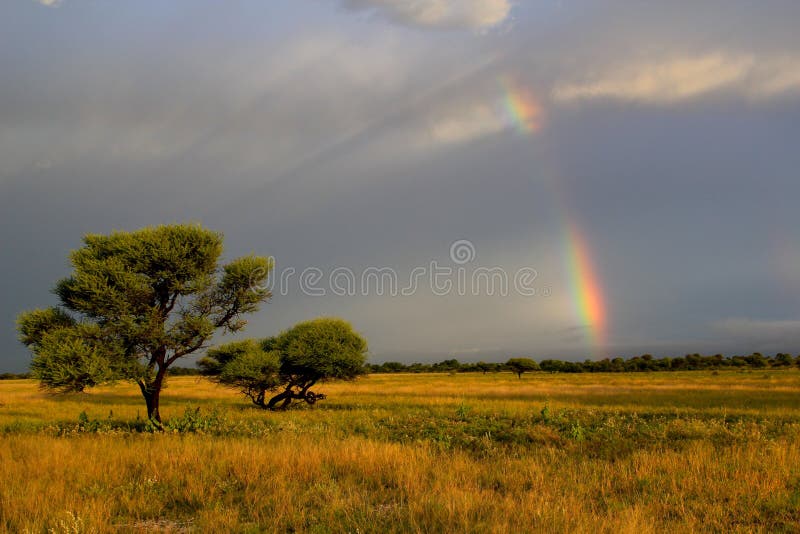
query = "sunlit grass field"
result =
(1, 370, 799, 533)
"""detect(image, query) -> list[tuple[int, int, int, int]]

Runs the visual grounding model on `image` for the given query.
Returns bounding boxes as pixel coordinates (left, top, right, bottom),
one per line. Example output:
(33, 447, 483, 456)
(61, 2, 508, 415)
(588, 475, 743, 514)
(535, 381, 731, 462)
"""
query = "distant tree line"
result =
(167, 367, 202, 376)
(366, 353, 800, 375)
(5, 353, 798, 381)
(0, 372, 31, 380)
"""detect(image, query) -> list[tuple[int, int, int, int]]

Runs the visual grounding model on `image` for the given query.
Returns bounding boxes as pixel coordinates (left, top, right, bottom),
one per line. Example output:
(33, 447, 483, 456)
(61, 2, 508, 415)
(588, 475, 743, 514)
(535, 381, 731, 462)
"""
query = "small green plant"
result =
(162, 406, 227, 433)
(76, 411, 108, 433)
(540, 403, 551, 423)
(569, 422, 586, 442)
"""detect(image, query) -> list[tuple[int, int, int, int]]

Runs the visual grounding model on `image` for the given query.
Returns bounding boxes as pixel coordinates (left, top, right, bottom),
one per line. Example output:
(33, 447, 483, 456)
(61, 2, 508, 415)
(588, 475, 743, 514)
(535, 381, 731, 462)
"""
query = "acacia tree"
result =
(17, 224, 271, 423)
(201, 318, 367, 410)
(506, 357, 539, 379)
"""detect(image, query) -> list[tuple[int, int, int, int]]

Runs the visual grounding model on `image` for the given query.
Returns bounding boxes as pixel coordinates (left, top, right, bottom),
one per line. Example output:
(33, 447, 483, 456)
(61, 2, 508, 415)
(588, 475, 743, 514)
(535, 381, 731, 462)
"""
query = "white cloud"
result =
(552, 52, 800, 105)
(749, 57, 800, 97)
(552, 53, 755, 103)
(342, 0, 511, 30)
(428, 102, 507, 144)
(367, 95, 527, 157)
(34, 0, 61, 6)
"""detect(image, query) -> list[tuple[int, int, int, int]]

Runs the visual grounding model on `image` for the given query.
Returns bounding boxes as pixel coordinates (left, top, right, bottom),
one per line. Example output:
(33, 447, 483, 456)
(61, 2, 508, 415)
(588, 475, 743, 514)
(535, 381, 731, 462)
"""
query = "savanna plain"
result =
(1, 370, 799, 533)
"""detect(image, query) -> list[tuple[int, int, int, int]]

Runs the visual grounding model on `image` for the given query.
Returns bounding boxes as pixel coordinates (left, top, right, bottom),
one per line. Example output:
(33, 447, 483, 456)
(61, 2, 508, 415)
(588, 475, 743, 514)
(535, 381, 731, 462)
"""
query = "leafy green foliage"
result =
(476, 361, 499, 374)
(277, 318, 367, 383)
(17, 307, 75, 348)
(17, 224, 272, 421)
(29, 324, 130, 392)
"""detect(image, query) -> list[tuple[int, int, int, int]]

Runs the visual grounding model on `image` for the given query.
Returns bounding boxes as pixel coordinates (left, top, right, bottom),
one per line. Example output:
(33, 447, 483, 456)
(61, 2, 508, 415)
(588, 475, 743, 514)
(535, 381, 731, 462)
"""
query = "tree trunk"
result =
(255, 389, 266, 409)
(146, 388, 162, 423)
(138, 366, 167, 424)
(142, 389, 161, 423)
(267, 388, 293, 410)
(279, 394, 293, 410)
(266, 379, 318, 410)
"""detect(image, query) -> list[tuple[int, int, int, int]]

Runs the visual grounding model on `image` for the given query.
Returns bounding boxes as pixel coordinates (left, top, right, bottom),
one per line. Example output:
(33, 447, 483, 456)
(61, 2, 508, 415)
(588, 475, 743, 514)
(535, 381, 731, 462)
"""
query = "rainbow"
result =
(500, 76, 543, 134)
(562, 218, 608, 353)
(499, 75, 608, 355)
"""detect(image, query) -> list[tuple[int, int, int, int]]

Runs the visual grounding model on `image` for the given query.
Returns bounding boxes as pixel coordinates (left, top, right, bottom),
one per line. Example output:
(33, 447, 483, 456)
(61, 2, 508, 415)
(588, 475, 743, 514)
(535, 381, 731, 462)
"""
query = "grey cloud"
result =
(0, 33, 431, 183)
(3, 1, 800, 372)
(711, 319, 800, 353)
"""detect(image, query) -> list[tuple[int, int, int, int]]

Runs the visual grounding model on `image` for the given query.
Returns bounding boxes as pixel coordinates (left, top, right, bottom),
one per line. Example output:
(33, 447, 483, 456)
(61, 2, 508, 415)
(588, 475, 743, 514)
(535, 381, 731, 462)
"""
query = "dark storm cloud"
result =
(2, 0, 800, 371)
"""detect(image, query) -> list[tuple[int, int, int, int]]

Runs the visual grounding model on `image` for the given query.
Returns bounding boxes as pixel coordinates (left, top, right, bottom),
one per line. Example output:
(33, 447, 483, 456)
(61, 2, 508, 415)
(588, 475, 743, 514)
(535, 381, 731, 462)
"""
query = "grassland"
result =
(1, 370, 799, 533)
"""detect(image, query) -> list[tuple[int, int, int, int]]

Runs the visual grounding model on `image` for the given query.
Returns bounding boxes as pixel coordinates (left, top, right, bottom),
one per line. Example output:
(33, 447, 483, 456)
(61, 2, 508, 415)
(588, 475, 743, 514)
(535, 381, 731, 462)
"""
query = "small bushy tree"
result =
(506, 357, 539, 379)
(17, 224, 272, 423)
(201, 317, 367, 409)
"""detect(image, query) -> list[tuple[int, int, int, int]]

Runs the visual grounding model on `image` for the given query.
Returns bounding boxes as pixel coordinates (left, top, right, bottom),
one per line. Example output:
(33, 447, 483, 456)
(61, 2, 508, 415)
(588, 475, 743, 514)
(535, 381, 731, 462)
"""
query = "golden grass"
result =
(1, 370, 799, 533)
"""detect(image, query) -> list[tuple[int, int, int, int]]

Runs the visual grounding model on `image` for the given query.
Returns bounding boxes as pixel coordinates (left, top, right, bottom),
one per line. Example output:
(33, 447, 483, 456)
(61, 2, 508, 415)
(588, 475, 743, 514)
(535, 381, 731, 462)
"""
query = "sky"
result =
(2, 0, 800, 372)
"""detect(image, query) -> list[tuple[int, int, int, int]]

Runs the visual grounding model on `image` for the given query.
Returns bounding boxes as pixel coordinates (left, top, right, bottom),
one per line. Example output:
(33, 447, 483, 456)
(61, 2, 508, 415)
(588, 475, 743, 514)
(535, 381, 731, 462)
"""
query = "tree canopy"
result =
(17, 224, 271, 422)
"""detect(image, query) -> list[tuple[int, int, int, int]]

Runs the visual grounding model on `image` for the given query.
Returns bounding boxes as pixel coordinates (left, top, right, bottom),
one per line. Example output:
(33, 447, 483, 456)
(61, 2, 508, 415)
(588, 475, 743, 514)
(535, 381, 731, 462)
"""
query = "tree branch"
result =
(164, 291, 180, 315)
(166, 338, 208, 366)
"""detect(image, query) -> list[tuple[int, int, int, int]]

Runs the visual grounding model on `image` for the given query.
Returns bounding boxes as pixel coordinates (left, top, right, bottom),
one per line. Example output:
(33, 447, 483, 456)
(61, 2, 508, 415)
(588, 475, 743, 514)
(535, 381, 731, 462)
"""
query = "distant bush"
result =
(506, 358, 539, 378)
